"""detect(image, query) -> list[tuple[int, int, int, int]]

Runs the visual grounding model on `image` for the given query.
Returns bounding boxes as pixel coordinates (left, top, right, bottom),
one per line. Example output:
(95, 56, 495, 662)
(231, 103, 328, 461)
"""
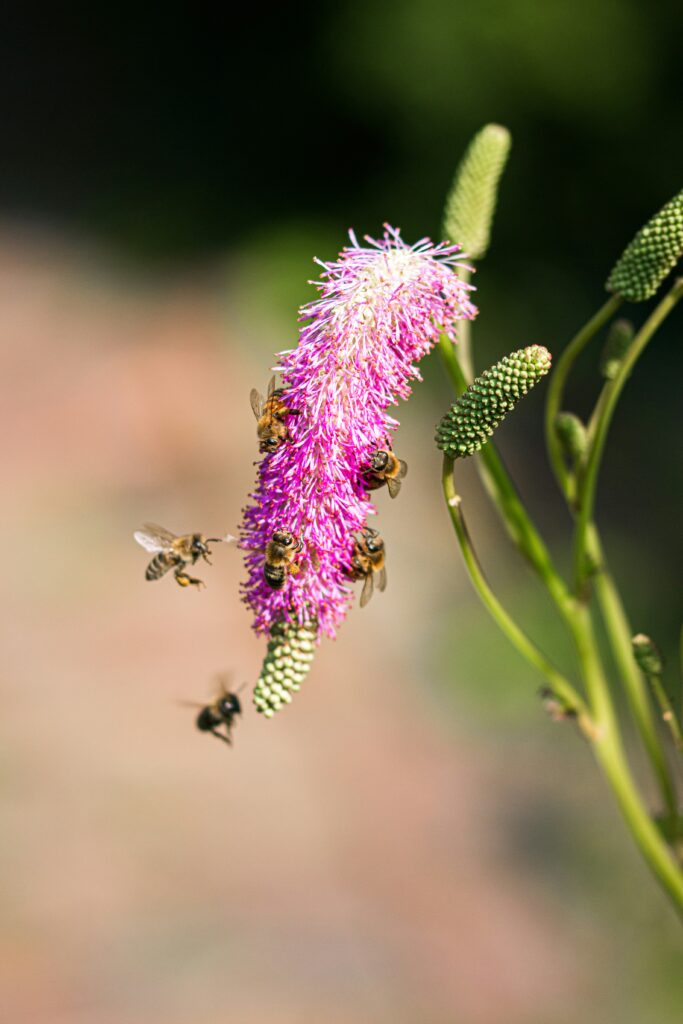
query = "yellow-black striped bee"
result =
(263, 529, 305, 589)
(183, 676, 244, 746)
(363, 447, 408, 498)
(347, 526, 387, 608)
(250, 376, 301, 454)
(134, 523, 230, 590)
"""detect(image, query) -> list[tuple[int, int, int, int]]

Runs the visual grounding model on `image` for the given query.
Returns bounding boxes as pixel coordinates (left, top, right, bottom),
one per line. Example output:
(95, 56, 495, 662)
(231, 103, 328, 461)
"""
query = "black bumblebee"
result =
(185, 677, 244, 746)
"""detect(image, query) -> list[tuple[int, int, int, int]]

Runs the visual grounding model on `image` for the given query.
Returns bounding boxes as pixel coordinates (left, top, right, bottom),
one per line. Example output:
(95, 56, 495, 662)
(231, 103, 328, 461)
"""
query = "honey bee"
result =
(362, 447, 408, 498)
(347, 526, 387, 608)
(183, 676, 244, 746)
(134, 523, 229, 590)
(263, 529, 305, 589)
(250, 376, 300, 454)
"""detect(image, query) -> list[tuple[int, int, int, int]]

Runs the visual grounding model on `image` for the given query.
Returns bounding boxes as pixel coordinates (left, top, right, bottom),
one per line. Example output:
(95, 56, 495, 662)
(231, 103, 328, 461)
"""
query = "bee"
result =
(183, 676, 244, 746)
(362, 447, 408, 498)
(250, 376, 301, 454)
(347, 526, 387, 608)
(134, 523, 228, 590)
(263, 529, 305, 589)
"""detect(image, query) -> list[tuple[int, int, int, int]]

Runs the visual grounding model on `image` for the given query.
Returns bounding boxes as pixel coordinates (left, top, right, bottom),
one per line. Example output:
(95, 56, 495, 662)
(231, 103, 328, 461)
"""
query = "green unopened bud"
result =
(632, 633, 664, 676)
(555, 412, 588, 461)
(606, 189, 683, 301)
(436, 345, 552, 458)
(442, 123, 511, 260)
(253, 619, 318, 717)
(600, 319, 635, 379)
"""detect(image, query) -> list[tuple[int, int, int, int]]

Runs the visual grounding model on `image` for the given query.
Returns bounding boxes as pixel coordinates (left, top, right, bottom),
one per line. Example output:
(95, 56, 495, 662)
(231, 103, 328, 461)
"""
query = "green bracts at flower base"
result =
(606, 189, 683, 301)
(435, 345, 552, 458)
(253, 619, 317, 717)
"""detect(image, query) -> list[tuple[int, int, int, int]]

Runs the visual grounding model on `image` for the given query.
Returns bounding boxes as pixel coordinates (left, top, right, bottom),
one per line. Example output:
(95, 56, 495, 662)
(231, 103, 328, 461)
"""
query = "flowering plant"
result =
(235, 124, 683, 918)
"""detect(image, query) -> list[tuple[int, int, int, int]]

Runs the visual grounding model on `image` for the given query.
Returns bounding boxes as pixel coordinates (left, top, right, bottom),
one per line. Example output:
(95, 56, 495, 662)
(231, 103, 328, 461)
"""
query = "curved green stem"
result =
(455, 266, 474, 381)
(438, 335, 574, 618)
(544, 295, 622, 499)
(441, 456, 590, 728)
(442, 454, 683, 911)
(587, 525, 678, 821)
(646, 672, 683, 755)
(569, 604, 683, 914)
(573, 279, 683, 593)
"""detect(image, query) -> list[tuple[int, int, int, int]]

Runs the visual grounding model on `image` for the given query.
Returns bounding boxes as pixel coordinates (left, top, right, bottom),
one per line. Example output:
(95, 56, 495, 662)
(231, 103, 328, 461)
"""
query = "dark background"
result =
(2, 1, 681, 530)
(1, 4, 682, 1023)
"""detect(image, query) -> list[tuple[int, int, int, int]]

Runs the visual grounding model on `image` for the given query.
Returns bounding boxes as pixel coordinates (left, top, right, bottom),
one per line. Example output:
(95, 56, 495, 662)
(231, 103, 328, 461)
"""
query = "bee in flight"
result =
(183, 676, 244, 746)
(263, 529, 307, 589)
(346, 526, 387, 608)
(250, 376, 301, 454)
(362, 447, 408, 499)
(134, 523, 229, 590)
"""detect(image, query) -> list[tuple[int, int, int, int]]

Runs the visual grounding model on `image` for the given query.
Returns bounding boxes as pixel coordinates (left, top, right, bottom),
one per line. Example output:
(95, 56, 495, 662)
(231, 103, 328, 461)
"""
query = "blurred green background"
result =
(1, 3, 681, 1023)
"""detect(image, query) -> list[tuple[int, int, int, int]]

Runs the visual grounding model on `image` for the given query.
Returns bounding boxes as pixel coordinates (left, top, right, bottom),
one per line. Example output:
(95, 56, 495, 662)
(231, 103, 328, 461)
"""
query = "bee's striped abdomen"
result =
(146, 551, 178, 581)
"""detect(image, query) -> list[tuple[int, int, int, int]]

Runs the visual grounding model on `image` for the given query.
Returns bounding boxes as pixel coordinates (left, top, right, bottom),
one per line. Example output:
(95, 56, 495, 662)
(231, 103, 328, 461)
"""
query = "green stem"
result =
(544, 295, 622, 499)
(573, 279, 683, 593)
(587, 526, 678, 819)
(455, 266, 474, 381)
(441, 456, 590, 728)
(566, 604, 683, 912)
(443, 455, 683, 910)
(646, 672, 683, 755)
(438, 335, 574, 618)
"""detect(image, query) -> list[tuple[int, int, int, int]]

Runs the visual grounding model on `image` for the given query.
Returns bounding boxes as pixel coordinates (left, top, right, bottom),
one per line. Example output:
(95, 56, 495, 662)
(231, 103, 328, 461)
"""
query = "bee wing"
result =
(310, 548, 321, 571)
(134, 523, 176, 553)
(397, 460, 408, 480)
(266, 375, 276, 399)
(386, 477, 402, 499)
(214, 672, 233, 696)
(250, 388, 265, 419)
(176, 699, 204, 709)
(359, 572, 374, 608)
(377, 566, 387, 592)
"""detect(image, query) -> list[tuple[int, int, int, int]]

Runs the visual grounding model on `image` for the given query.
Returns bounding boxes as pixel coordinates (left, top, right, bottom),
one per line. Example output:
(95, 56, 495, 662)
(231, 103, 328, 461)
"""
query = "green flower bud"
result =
(442, 123, 512, 260)
(435, 345, 552, 458)
(606, 189, 683, 302)
(632, 633, 664, 676)
(555, 412, 588, 461)
(253, 619, 318, 717)
(599, 318, 635, 379)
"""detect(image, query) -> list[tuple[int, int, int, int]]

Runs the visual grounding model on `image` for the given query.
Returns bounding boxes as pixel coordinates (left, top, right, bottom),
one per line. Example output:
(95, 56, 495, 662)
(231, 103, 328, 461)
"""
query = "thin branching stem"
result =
(544, 294, 622, 500)
(441, 456, 590, 728)
(573, 279, 683, 593)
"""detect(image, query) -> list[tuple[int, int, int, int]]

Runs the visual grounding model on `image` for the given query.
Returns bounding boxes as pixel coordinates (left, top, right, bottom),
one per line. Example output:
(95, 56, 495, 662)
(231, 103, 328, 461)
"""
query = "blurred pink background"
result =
(1, 226, 680, 1024)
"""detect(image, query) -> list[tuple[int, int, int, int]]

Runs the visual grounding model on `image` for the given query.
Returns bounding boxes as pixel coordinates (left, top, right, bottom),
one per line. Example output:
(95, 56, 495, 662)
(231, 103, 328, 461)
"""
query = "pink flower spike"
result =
(240, 226, 477, 639)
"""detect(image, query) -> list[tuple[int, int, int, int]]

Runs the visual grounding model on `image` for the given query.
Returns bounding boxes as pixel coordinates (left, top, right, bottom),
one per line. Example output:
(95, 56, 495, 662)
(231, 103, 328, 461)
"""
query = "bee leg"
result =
(175, 569, 206, 590)
(210, 728, 232, 746)
(201, 551, 213, 565)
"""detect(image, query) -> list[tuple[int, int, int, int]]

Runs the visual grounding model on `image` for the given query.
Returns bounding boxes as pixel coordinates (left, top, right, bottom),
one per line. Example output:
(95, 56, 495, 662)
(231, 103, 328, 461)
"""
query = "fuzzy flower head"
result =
(241, 225, 477, 638)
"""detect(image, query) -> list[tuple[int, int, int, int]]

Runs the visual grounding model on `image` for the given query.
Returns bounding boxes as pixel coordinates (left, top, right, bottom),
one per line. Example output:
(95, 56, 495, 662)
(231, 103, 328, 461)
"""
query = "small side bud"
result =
(599, 318, 635, 380)
(632, 633, 664, 676)
(606, 189, 683, 302)
(253, 619, 318, 717)
(442, 123, 512, 260)
(555, 412, 588, 461)
(539, 686, 577, 723)
(435, 345, 552, 458)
